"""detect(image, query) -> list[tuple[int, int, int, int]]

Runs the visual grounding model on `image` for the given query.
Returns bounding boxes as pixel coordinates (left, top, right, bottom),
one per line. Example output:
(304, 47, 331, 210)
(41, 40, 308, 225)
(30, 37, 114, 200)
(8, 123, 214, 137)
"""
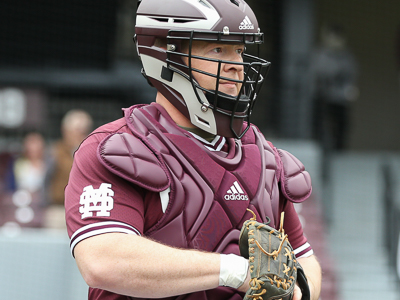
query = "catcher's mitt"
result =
(239, 209, 310, 300)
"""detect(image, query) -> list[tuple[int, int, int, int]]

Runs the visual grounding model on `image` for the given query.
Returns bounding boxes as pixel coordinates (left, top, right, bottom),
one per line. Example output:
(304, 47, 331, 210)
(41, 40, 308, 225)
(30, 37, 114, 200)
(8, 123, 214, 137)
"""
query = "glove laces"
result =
(247, 209, 288, 260)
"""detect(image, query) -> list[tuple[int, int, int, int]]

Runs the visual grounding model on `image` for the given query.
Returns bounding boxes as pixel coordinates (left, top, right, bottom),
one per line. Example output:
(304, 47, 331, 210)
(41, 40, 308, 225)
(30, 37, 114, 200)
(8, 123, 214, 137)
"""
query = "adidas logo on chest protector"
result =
(224, 181, 249, 201)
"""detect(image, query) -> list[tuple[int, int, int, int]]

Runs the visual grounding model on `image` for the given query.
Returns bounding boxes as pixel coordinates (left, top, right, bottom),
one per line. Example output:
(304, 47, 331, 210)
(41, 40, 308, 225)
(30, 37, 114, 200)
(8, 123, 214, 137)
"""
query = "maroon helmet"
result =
(135, 0, 270, 138)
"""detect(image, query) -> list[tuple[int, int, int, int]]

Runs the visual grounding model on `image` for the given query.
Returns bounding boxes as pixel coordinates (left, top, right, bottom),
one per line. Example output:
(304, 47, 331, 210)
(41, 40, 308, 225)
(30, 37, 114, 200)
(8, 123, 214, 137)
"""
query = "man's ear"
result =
(153, 38, 168, 49)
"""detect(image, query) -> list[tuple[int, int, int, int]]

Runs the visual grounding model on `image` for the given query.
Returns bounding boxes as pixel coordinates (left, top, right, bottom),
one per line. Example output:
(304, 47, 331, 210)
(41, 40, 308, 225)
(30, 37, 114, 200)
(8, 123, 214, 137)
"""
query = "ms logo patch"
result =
(79, 183, 114, 219)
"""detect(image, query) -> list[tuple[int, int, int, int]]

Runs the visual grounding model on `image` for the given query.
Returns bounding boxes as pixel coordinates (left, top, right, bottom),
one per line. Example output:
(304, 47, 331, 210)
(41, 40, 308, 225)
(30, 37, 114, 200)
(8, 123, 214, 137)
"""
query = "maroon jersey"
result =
(65, 103, 313, 300)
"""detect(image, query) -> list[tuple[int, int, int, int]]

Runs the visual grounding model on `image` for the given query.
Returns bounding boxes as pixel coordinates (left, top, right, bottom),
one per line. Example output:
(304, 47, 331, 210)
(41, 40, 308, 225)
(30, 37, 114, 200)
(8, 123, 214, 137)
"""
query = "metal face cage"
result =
(165, 30, 271, 138)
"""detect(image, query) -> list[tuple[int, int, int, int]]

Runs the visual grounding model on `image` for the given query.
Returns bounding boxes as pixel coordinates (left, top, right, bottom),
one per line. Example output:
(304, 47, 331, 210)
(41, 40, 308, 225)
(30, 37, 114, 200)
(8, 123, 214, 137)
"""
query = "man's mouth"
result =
(219, 81, 237, 87)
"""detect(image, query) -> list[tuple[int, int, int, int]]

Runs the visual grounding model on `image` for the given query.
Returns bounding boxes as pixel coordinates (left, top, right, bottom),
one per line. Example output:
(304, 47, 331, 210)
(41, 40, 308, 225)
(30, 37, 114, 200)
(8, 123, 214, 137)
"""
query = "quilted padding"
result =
(277, 149, 312, 203)
(98, 132, 170, 192)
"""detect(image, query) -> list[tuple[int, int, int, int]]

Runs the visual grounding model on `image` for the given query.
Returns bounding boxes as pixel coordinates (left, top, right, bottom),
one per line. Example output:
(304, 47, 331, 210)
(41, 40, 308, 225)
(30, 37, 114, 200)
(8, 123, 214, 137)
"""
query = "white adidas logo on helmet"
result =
(239, 16, 254, 30)
(224, 181, 249, 201)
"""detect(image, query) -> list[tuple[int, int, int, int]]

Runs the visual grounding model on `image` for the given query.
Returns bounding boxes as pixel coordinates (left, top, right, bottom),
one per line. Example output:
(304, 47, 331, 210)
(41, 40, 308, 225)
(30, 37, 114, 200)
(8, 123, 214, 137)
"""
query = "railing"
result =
(382, 158, 400, 283)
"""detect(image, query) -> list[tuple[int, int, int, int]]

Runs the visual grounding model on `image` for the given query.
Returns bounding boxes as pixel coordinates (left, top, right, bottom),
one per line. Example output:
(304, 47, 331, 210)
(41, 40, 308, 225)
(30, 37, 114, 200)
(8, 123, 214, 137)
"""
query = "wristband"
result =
(219, 253, 249, 288)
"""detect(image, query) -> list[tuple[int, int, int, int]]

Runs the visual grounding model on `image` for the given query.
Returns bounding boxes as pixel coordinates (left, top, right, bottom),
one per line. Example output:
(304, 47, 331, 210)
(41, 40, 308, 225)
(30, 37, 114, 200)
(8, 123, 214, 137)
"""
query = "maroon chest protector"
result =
(98, 104, 311, 300)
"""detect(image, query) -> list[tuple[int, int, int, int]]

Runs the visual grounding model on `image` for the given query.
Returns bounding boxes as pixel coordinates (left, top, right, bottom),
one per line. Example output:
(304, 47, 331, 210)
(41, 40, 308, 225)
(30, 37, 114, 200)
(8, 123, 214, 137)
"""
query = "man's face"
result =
(182, 41, 245, 97)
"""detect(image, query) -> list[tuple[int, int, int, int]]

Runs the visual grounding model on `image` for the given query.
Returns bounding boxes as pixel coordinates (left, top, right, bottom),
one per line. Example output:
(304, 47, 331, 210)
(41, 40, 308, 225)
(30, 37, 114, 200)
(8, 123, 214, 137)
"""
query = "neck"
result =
(155, 92, 195, 128)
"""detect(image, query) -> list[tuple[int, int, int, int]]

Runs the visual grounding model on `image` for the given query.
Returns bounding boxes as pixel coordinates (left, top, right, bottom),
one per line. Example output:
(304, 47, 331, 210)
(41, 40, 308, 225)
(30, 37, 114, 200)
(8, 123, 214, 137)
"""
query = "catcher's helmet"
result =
(135, 0, 270, 138)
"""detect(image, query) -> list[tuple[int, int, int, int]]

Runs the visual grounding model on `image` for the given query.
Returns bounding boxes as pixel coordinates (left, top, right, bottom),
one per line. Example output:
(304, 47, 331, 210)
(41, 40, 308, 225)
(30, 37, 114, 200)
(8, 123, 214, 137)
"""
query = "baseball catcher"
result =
(65, 0, 322, 299)
(239, 209, 311, 300)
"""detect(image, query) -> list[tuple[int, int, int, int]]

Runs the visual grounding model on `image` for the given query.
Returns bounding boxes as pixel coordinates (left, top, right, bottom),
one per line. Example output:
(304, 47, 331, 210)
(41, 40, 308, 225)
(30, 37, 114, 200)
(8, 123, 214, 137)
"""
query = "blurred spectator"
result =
(45, 109, 93, 229)
(14, 132, 47, 194)
(0, 132, 49, 229)
(310, 23, 359, 151)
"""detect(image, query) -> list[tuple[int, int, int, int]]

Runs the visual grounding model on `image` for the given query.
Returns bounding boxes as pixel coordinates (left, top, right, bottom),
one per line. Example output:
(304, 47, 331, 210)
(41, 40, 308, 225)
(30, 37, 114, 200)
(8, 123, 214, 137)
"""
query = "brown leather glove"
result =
(239, 209, 310, 300)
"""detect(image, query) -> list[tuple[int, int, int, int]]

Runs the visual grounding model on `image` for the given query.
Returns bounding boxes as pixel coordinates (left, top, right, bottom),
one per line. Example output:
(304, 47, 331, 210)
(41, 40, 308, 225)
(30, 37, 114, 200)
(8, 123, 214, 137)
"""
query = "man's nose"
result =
(223, 56, 244, 73)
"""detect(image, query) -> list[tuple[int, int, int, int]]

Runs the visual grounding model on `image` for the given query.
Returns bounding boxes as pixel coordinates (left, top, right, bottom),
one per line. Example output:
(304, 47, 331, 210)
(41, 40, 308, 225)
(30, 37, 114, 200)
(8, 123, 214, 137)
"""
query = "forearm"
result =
(297, 255, 322, 300)
(75, 233, 221, 298)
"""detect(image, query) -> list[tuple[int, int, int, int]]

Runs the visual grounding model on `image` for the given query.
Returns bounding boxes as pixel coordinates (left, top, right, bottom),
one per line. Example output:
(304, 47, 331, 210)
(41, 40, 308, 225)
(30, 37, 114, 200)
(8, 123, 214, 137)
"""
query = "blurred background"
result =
(0, 0, 399, 299)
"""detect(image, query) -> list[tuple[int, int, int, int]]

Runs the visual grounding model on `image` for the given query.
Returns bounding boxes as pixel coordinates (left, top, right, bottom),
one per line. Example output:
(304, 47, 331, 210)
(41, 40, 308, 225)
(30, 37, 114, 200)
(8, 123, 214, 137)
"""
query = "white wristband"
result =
(219, 254, 249, 289)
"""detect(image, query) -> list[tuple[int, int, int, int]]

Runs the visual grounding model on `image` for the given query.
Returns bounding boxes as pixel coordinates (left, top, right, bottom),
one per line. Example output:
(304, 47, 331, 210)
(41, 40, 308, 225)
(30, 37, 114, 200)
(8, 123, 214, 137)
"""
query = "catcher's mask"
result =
(135, 0, 271, 138)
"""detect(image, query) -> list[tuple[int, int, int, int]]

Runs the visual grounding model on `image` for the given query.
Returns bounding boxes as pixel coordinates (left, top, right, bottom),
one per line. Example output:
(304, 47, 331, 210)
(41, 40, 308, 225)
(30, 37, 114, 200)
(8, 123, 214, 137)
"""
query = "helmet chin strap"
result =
(204, 91, 250, 115)
(203, 90, 251, 139)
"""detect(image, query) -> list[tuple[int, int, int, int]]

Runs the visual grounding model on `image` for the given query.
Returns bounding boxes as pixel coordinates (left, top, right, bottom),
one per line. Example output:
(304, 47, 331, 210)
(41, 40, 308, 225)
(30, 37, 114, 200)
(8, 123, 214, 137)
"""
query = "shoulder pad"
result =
(97, 132, 170, 192)
(277, 149, 312, 203)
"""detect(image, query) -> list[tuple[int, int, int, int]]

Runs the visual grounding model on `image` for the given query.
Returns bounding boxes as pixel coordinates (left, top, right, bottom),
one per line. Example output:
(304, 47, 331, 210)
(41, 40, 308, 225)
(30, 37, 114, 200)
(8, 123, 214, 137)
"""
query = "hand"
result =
(292, 283, 302, 300)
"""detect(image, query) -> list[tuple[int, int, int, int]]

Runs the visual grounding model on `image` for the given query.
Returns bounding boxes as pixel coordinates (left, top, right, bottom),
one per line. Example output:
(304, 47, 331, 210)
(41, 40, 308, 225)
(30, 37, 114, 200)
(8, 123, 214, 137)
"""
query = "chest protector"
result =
(98, 104, 311, 300)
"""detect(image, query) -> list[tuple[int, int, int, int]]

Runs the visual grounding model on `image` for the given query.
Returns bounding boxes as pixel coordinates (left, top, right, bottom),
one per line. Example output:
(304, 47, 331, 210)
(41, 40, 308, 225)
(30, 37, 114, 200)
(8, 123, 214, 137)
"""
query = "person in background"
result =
(310, 23, 359, 152)
(45, 109, 93, 229)
(0, 132, 48, 228)
(14, 132, 47, 193)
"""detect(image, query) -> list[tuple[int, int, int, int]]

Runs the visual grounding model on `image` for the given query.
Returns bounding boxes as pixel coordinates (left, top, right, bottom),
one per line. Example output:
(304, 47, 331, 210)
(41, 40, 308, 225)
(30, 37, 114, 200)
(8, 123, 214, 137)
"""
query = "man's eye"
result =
(212, 48, 222, 53)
